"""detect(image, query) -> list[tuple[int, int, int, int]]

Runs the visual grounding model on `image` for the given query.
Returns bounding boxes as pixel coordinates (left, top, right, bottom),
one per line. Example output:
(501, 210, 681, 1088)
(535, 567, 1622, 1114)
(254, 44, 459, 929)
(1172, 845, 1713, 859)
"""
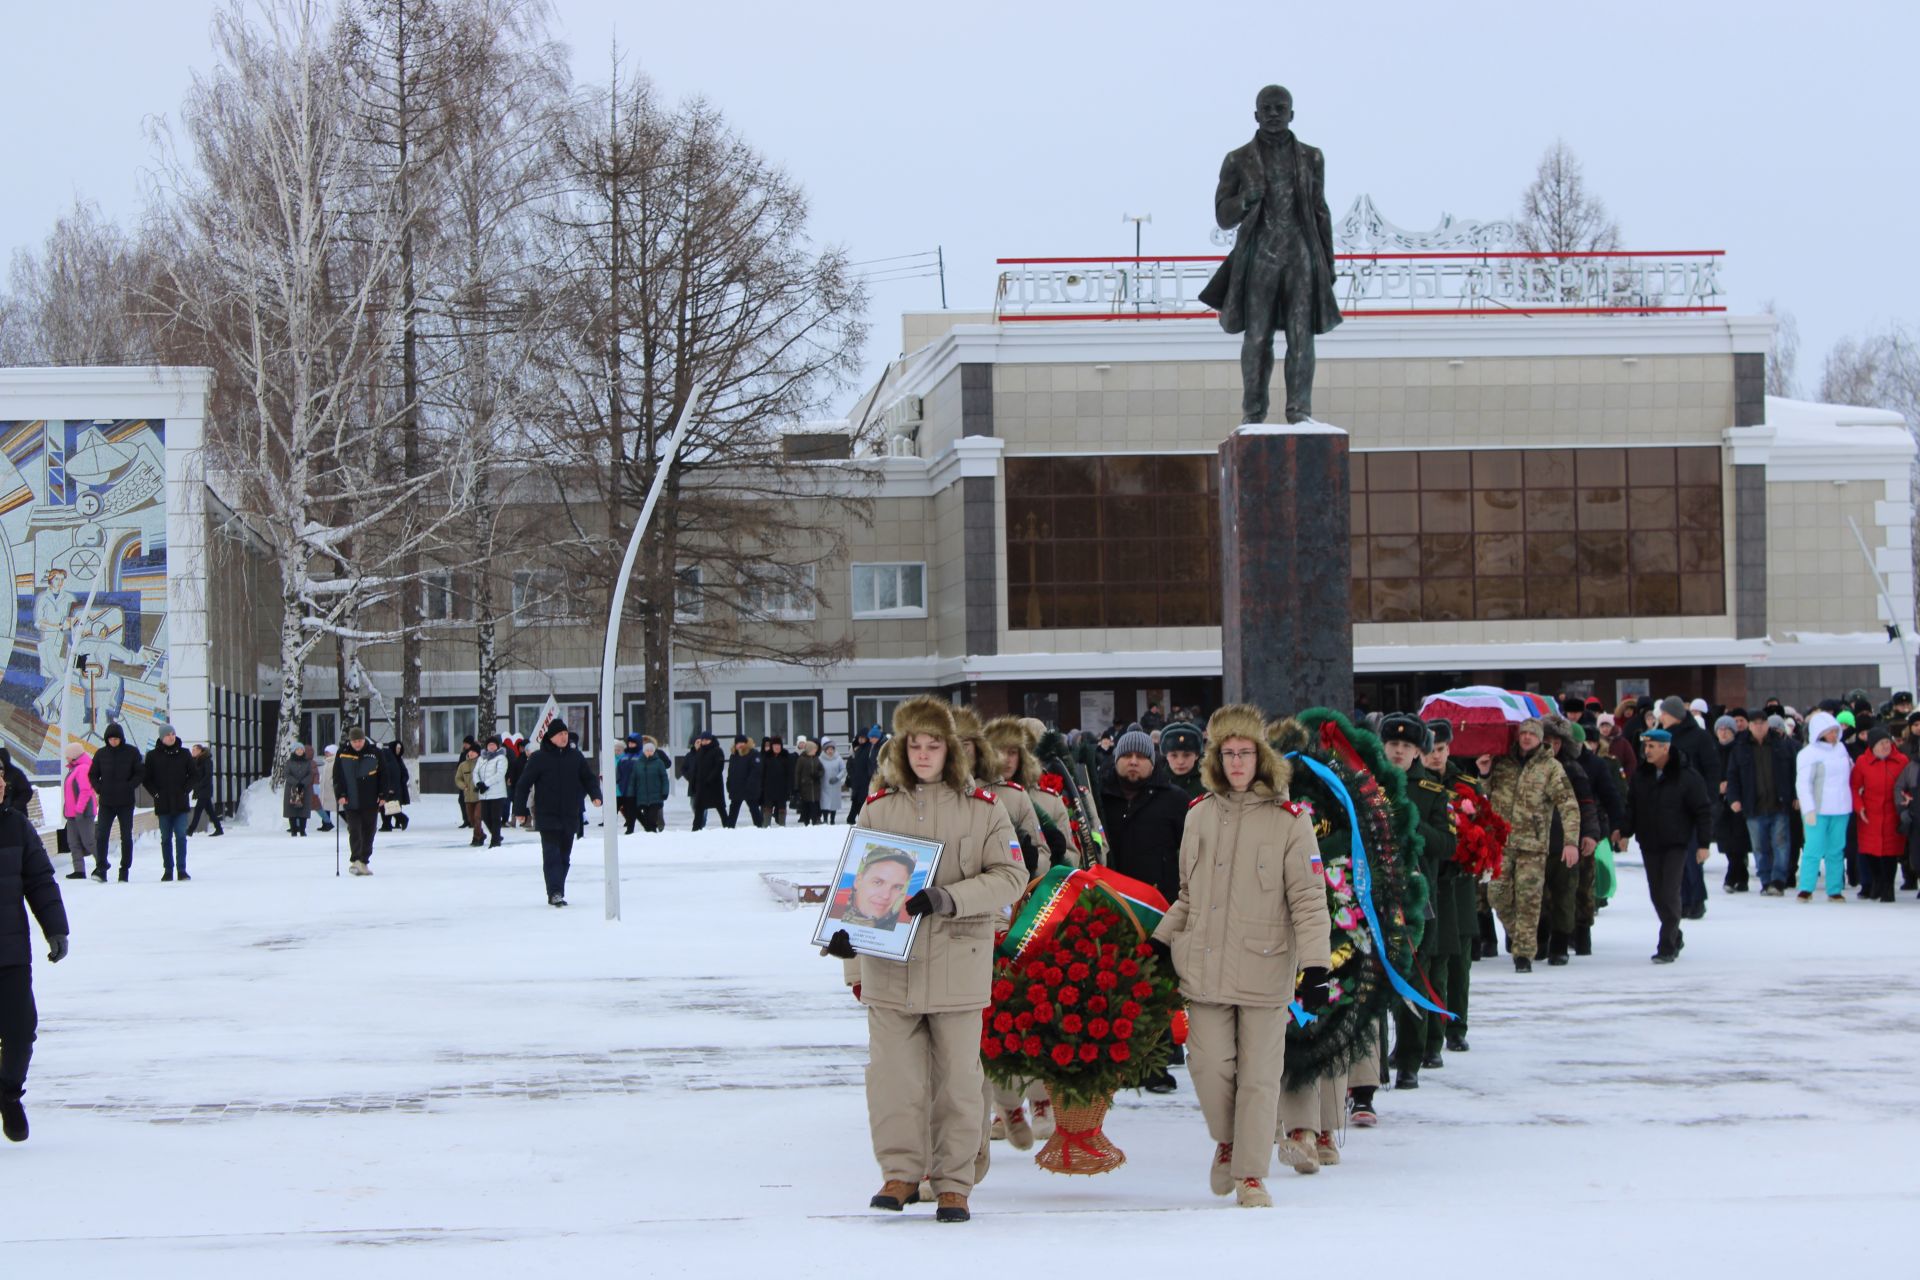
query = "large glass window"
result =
(425, 706, 480, 756)
(740, 696, 818, 743)
(852, 564, 927, 618)
(1007, 454, 1220, 630)
(853, 694, 914, 736)
(741, 565, 816, 621)
(1351, 446, 1723, 622)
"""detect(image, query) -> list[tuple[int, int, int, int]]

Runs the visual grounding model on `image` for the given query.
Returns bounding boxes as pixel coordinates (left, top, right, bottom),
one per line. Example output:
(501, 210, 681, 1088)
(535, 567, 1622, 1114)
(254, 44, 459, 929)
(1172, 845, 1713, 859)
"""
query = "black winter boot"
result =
(1573, 924, 1593, 956)
(1, 1093, 25, 1142)
(1513, 956, 1532, 973)
(1547, 932, 1571, 966)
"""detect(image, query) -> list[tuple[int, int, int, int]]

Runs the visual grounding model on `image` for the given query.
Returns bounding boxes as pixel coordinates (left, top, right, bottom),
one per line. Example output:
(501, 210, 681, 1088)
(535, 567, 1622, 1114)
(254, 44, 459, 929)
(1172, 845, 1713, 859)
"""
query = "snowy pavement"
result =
(6, 800, 1917, 1277)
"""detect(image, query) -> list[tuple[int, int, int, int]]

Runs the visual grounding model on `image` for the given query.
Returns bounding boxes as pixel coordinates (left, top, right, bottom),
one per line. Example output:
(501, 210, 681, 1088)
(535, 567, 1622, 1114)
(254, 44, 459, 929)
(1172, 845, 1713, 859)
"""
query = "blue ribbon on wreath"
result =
(1288, 752, 1454, 1021)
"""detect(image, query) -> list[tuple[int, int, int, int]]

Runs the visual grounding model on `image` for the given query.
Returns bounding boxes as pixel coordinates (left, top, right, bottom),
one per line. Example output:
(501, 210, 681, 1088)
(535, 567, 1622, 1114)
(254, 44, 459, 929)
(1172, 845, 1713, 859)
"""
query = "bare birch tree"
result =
(145, 0, 477, 780)
(1762, 299, 1801, 398)
(1, 199, 161, 365)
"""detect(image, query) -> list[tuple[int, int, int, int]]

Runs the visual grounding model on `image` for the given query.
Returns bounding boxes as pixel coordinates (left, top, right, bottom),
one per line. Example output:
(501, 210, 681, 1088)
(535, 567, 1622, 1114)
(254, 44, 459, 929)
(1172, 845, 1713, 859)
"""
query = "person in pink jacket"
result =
(61, 742, 98, 880)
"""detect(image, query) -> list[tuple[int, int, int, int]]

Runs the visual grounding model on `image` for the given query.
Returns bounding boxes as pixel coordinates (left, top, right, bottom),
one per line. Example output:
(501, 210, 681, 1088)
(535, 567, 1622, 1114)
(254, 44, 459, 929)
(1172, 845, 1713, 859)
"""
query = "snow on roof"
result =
(1759, 394, 1913, 462)
(1765, 394, 1906, 431)
(778, 418, 852, 436)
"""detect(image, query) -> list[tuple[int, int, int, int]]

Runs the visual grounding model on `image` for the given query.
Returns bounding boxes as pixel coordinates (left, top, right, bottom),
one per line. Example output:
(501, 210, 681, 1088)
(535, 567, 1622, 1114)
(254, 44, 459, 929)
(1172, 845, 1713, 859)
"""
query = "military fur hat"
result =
(1378, 713, 1432, 752)
(1423, 718, 1453, 746)
(950, 703, 996, 786)
(876, 695, 974, 794)
(1160, 721, 1204, 755)
(983, 715, 1041, 790)
(1202, 703, 1291, 798)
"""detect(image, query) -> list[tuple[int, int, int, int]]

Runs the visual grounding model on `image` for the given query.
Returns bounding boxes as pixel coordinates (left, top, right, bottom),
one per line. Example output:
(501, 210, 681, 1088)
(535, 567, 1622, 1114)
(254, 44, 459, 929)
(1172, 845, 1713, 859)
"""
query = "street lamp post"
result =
(598, 383, 708, 922)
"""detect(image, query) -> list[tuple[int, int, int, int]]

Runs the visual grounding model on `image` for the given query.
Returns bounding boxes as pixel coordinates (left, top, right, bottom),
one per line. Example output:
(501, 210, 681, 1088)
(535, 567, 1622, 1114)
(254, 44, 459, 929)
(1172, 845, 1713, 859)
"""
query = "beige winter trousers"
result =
(867, 1007, 986, 1197)
(1186, 1002, 1289, 1179)
(1278, 1071, 1347, 1135)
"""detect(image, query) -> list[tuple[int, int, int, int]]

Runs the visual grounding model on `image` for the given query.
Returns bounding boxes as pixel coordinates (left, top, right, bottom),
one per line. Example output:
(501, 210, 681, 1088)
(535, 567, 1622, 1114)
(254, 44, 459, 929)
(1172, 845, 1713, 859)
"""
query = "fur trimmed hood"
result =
(983, 715, 1041, 789)
(876, 695, 975, 794)
(1201, 703, 1292, 798)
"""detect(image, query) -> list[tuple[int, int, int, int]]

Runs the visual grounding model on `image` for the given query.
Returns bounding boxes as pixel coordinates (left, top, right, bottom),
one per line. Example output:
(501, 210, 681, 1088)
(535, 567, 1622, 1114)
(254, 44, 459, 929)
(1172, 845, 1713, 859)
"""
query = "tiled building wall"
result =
(989, 355, 1735, 455)
(1763, 481, 1889, 635)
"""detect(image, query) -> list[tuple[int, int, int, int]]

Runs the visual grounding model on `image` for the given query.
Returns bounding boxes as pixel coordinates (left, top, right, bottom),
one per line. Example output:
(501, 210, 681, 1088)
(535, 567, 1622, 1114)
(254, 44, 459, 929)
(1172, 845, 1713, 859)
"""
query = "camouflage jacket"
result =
(1487, 744, 1580, 854)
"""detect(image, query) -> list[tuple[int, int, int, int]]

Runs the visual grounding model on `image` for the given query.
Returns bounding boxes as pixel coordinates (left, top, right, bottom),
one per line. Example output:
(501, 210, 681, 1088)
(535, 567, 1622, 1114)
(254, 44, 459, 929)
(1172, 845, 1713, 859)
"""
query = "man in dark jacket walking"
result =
(88, 722, 142, 881)
(1098, 729, 1191, 1094)
(846, 726, 883, 823)
(333, 728, 388, 875)
(1724, 714, 1801, 894)
(1, 778, 69, 1142)
(511, 717, 603, 907)
(1621, 729, 1715, 963)
(760, 736, 795, 825)
(187, 744, 224, 836)
(615, 735, 645, 834)
(725, 736, 763, 829)
(687, 732, 727, 831)
(1656, 696, 1719, 920)
(142, 724, 198, 881)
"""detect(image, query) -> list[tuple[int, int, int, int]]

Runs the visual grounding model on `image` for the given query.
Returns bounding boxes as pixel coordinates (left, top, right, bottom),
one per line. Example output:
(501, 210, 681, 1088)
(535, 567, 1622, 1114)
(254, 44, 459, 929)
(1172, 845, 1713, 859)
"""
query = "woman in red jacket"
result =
(1851, 727, 1910, 902)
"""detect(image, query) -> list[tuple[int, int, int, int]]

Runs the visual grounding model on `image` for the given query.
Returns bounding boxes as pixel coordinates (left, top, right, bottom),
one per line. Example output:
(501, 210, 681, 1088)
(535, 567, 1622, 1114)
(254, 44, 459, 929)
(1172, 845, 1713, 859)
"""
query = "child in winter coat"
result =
(1795, 711, 1853, 901)
(60, 743, 97, 879)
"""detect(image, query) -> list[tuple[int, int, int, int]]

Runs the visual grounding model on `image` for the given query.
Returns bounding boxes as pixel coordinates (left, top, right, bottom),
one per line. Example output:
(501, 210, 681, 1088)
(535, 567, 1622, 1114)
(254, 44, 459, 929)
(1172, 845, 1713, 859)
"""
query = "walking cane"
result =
(335, 807, 341, 877)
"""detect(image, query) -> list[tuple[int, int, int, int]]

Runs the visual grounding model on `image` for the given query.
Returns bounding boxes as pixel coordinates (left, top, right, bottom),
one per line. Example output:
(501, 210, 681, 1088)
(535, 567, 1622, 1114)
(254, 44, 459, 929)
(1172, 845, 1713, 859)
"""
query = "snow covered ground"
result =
(6, 796, 1916, 1277)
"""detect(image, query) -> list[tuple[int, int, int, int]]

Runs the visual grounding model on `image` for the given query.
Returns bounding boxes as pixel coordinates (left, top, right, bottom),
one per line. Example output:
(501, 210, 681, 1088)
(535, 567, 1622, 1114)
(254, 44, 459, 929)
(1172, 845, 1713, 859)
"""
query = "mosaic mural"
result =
(0, 419, 169, 774)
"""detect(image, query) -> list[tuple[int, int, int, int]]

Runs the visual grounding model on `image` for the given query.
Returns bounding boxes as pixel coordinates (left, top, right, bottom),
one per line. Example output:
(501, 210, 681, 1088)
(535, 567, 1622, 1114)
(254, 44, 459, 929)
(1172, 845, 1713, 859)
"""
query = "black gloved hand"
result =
(821, 929, 856, 959)
(1297, 965, 1331, 1013)
(1147, 936, 1174, 970)
(904, 886, 955, 917)
(47, 934, 68, 964)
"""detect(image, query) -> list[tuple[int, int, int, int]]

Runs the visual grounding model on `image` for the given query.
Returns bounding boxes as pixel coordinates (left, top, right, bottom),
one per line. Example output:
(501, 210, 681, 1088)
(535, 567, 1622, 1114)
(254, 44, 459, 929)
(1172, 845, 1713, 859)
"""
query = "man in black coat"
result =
(1656, 696, 1719, 921)
(759, 737, 796, 826)
(187, 744, 224, 836)
(333, 728, 389, 875)
(1097, 730, 1191, 1094)
(511, 717, 603, 907)
(1, 784, 69, 1142)
(88, 722, 143, 882)
(846, 726, 883, 823)
(725, 736, 763, 830)
(142, 723, 198, 882)
(1621, 729, 1715, 964)
(687, 732, 727, 831)
(1723, 715, 1801, 894)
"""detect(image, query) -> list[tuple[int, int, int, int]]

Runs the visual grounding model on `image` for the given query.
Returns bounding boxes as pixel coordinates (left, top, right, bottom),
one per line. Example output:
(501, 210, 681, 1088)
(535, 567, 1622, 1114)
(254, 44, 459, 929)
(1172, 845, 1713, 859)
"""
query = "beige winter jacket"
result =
(1153, 789, 1332, 1008)
(854, 782, 1027, 1014)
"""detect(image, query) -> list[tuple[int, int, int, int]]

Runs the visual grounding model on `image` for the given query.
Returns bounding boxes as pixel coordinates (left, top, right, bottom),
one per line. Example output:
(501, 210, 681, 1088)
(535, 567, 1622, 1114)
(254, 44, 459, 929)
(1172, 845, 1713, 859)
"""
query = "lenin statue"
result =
(1198, 85, 1342, 424)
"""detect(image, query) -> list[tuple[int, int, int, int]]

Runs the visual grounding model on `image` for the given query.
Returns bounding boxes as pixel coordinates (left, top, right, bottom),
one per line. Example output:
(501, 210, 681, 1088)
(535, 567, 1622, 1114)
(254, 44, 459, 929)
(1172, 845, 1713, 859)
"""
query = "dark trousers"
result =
(345, 807, 380, 865)
(484, 800, 506, 845)
(693, 803, 726, 831)
(96, 803, 136, 872)
(765, 803, 787, 827)
(540, 828, 574, 897)
(726, 798, 760, 829)
(0, 965, 35, 1099)
(379, 808, 410, 832)
(1428, 950, 1469, 1046)
(1680, 835, 1707, 916)
(1644, 844, 1688, 956)
(847, 792, 867, 824)
(1392, 960, 1430, 1071)
(638, 804, 664, 833)
(618, 796, 639, 834)
(1867, 855, 1900, 902)
(188, 798, 224, 835)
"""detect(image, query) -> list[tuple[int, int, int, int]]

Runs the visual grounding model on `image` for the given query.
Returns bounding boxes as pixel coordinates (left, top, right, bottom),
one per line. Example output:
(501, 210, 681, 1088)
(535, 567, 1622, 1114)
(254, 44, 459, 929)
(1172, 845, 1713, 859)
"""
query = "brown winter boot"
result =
(869, 1180, 920, 1212)
(936, 1192, 970, 1223)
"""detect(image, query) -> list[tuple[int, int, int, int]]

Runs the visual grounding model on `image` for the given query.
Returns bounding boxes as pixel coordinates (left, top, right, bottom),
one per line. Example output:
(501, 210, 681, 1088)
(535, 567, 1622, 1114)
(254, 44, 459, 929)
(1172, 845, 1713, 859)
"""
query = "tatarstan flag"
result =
(999, 865, 1170, 961)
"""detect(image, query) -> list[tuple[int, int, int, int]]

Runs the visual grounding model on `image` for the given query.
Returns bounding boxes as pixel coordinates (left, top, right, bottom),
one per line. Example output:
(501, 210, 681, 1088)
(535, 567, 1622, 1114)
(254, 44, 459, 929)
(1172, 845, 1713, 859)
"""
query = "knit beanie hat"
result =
(1713, 715, 1737, 734)
(1113, 730, 1156, 760)
(1657, 696, 1688, 721)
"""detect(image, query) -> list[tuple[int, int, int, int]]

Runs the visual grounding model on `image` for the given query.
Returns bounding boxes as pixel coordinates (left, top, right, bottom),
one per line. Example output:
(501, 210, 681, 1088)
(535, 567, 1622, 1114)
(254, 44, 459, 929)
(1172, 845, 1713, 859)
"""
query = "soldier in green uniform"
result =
(1378, 714, 1443, 1090)
(1436, 727, 1483, 1052)
(1538, 719, 1600, 966)
(1420, 721, 1475, 1058)
(1161, 722, 1206, 801)
(1486, 719, 1580, 973)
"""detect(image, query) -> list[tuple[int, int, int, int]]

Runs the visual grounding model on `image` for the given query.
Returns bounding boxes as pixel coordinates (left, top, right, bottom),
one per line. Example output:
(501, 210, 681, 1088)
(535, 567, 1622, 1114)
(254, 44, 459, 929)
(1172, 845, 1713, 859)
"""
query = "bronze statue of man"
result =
(1199, 85, 1342, 424)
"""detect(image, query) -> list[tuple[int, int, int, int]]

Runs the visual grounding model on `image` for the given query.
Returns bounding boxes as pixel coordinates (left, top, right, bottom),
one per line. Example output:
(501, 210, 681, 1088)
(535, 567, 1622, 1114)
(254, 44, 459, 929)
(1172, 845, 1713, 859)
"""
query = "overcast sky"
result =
(8, 0, 1914, 413)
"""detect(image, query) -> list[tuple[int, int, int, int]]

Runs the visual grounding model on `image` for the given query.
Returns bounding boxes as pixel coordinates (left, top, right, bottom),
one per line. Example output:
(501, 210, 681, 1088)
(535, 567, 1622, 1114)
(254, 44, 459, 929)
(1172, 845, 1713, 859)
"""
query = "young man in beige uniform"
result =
(1151, 704, 1332, 1207)
(822, 696, 1026, 1223)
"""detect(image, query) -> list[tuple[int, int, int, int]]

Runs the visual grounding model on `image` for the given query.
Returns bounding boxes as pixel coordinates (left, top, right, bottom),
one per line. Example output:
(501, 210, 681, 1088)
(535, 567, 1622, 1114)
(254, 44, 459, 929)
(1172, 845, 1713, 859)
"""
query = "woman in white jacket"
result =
(1795, 710, 1852, 901)
(472, 739, 511, 848)
(818, 739, 848, 824)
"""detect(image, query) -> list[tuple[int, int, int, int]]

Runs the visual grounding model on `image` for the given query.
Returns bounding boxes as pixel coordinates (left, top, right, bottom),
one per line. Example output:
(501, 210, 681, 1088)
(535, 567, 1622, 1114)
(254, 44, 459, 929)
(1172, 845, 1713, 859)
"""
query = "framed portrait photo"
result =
(811, 829, 945, 962)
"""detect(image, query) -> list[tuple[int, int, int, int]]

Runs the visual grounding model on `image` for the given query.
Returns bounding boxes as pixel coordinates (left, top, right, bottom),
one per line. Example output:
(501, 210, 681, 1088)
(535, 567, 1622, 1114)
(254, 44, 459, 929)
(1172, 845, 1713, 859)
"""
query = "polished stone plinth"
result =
(1218, 421, 1354, 717)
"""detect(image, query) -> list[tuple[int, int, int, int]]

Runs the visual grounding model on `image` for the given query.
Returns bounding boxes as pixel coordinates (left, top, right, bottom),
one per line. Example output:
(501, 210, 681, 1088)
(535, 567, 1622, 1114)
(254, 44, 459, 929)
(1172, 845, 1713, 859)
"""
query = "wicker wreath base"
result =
(1034, 1086, 1125, 1175)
